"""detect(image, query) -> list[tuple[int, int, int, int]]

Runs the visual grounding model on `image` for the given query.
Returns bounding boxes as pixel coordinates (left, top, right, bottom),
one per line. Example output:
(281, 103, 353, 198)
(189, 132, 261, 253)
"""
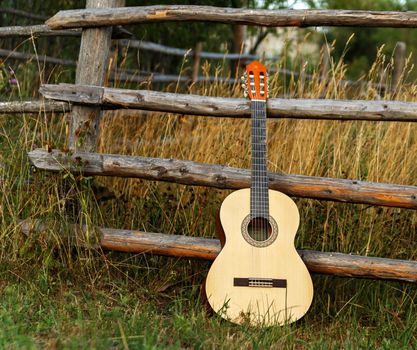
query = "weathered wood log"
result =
(102, 229, 417, 282)
(46, 6, 417, 29)
(40, 83, 417, 122)
(28, 149, 417, 209)
(0, 24, 80, 37)
(69, 0, 116, 152)
(0, 24, 131, 38)
(0, 48, 77, 66)
(19, 219, 417, 282)
(0, 100, 70, 114)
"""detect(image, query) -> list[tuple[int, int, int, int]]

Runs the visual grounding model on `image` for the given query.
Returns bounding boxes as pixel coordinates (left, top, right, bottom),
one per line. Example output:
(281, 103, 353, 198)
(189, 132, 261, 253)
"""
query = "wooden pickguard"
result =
(205, 188, 313, 326)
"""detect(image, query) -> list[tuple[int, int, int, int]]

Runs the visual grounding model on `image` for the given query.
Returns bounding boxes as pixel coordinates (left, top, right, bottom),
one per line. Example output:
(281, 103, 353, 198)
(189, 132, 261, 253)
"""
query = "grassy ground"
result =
(0, 41, 417, 348)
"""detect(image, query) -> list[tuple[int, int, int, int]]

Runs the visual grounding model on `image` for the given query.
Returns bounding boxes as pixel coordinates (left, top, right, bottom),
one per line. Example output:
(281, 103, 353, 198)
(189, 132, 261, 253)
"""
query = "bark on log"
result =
(40, 83, 417, 122)
(0, 24, 131, 38)
(28, 149, 417, 209)
(46, 6, 417, 29)
(19, 219, 417, 283)
(0, 100, 70, 114)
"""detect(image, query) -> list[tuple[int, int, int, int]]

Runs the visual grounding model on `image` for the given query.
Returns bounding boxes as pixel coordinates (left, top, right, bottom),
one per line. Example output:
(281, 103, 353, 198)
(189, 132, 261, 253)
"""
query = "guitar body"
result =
(205, 189, 313, 326)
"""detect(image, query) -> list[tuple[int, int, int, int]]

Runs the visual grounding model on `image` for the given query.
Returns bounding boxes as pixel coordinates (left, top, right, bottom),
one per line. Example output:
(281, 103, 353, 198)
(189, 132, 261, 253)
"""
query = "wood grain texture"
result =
(46, 6, 417, 29)
(40, 84, 417, 122)
(69, 0, 115, 152)
(27, 149, 417, 209)
(19, 219, 417, 283)
(0, 100, 70, 114)
(205, 189, 313, 326)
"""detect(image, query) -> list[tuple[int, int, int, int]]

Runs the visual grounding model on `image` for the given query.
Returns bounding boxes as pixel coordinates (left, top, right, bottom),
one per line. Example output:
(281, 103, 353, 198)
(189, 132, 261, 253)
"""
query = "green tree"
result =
(306, 0, 417, 79)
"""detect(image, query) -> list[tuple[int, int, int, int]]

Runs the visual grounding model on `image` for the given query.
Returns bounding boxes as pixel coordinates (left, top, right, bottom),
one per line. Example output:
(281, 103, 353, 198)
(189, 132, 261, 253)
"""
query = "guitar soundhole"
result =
(241, 215, 278, 247)
(247, 217, 272, 242)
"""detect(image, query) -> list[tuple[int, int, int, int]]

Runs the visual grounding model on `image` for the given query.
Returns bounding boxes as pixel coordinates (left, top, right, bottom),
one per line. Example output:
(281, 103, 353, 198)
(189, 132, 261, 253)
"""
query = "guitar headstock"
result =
(241, 61, 269, 100)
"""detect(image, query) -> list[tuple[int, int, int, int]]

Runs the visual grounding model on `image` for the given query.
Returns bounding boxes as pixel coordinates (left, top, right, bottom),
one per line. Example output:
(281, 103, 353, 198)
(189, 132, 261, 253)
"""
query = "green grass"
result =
(0, 258, 416, 349)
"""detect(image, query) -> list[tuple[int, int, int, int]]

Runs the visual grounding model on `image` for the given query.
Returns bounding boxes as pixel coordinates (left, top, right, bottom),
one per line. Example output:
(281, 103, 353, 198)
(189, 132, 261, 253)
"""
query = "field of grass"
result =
(0, 39, 416, 348)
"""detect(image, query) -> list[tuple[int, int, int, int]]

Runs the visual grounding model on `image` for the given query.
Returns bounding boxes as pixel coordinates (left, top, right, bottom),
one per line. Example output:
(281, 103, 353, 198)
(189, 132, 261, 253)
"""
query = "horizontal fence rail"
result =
(0, 24, 131, 38)
(46, 6, 417, 29)
(19, 220, 417, 283)
(0, 100, 70, 114)
(28, 149, 417, 209)
(40, 84, 417, 122)
(111, 71, 237, 84)
(0, 24, 80, 37)
(0, 48, 234, 83)
(119, 39, 266, 61)
(0, 48, 77, 66)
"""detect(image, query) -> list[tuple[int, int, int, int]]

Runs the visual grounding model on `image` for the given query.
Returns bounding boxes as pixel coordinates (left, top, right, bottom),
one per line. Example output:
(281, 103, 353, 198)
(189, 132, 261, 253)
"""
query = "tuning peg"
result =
(243, 91, 248, 98)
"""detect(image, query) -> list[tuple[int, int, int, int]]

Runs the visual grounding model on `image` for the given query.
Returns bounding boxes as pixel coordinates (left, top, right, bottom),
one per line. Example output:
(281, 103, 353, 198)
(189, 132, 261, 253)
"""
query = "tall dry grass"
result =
(94, 39, 416, 261)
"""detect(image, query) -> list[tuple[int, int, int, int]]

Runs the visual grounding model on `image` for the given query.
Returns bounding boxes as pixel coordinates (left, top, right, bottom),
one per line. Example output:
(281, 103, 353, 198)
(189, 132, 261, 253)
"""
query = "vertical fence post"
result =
(298, 57, 306, 97)
(69, 0, 116, 152)
(192, 41, 202, 83)
(392, 41, 406, 93)
(231, 23, 246, 76)
(319, 44, 330, 82)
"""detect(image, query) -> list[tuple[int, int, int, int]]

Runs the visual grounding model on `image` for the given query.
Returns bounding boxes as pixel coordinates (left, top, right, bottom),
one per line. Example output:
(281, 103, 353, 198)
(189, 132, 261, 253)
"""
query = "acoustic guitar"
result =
(205, 61, 313, 326)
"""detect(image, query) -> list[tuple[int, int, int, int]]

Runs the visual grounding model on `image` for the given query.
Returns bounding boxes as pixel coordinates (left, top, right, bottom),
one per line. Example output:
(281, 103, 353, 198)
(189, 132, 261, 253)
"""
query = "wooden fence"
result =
(2, 2, 417, 282)
(2, 7, 406, 90)
(0, 8, 402, 89)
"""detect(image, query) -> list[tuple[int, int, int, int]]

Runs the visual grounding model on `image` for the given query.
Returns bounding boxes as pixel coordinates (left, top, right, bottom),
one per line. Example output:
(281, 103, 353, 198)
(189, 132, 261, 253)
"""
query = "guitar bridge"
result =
(234, 278, 287, 288)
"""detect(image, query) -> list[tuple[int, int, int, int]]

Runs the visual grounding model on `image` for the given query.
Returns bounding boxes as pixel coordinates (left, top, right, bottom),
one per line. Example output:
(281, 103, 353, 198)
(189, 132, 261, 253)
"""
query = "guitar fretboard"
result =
(250, 100, 269, 219)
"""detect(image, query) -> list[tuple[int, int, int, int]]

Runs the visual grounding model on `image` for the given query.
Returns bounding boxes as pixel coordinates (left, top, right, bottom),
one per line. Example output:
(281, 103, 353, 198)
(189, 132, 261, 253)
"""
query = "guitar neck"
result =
(250, 99, 269, 219)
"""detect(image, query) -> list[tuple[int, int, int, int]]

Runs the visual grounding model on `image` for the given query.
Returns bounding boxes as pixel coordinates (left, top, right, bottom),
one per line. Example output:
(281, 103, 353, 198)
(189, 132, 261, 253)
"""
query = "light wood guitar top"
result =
(205, 188, 313, 326)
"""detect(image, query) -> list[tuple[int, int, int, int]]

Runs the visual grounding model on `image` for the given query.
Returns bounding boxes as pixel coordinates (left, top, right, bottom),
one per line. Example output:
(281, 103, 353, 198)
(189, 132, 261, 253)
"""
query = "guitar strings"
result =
(251, 99, 269, 240)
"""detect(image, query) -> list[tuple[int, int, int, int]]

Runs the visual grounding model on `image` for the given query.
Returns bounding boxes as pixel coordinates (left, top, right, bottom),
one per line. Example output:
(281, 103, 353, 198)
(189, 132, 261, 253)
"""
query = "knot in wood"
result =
(179, 166, 188, 175)
(154, 166, 168, 176)
(214, 174, 227, 184)
(135, 93, 145, 102)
